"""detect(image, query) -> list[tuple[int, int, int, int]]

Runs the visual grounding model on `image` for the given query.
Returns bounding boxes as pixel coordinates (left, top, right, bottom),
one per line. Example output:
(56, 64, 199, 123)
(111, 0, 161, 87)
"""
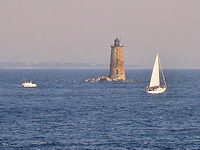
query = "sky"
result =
(0, 0, 200, 69)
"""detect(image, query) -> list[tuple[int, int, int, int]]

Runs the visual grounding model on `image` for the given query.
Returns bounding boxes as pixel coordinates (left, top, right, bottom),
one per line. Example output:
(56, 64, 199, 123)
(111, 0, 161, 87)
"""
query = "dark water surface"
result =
(0, 69, 200, 149)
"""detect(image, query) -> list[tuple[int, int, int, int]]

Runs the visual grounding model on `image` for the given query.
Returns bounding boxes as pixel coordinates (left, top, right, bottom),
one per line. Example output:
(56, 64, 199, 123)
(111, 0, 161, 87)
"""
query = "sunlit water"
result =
(0, 69, 200, 149)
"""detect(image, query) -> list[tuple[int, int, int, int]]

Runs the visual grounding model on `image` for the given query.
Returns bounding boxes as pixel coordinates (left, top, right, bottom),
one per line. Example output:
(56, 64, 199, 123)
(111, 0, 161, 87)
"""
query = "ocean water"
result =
(0, 69, 200, 149)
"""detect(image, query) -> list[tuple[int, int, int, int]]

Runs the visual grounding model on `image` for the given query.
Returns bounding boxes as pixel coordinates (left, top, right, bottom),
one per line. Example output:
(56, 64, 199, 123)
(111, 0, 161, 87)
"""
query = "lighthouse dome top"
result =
(114, 38, 121, 46)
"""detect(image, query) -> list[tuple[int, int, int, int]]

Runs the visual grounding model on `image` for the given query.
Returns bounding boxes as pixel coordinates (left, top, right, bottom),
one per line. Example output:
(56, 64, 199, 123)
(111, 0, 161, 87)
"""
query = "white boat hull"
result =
(22, 82, 37, 88)
(146, 87, 166, 94)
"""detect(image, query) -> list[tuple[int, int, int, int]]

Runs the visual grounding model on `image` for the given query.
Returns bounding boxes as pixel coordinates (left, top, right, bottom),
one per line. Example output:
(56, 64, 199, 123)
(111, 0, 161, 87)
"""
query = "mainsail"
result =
(149, 54, 160, 87)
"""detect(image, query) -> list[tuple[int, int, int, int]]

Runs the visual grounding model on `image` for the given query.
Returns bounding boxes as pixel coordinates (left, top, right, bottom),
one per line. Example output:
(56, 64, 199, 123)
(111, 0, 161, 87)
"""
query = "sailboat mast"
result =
(159, 56, 167, 87)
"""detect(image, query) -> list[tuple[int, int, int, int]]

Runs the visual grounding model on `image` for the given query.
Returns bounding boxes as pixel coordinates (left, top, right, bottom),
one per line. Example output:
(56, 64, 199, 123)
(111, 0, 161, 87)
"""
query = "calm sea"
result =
(0, 69, 200, 149)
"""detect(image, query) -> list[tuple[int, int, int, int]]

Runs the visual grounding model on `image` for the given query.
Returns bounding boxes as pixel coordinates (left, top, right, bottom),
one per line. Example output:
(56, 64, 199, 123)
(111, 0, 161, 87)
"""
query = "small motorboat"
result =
(22, 81, 37, 87)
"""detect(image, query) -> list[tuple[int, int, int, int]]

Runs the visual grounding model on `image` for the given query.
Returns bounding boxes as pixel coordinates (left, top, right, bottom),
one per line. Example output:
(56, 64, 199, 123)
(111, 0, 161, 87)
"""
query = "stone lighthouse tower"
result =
(109, 38, 126, 81)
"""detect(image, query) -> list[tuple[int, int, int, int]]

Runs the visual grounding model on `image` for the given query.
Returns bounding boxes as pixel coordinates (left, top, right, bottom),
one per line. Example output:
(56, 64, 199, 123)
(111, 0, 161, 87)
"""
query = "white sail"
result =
(149, 54, 160, 87)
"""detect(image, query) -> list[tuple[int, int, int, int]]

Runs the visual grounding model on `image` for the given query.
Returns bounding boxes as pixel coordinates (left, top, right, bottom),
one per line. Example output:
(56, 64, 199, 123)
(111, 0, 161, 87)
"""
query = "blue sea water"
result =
(0, 69, 200, 149)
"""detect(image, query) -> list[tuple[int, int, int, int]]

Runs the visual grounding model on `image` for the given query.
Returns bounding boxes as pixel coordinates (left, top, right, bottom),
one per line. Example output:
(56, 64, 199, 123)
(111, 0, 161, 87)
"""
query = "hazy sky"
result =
(0, 0, 200, 69)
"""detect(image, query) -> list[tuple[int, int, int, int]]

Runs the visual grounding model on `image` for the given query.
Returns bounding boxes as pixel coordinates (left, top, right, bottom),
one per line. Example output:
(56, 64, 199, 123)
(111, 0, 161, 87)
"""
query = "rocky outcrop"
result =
(85, 76, 133, 82)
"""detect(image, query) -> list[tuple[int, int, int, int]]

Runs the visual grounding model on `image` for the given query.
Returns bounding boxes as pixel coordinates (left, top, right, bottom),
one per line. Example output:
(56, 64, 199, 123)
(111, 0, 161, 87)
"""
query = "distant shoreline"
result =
(0, 62, 142, 70)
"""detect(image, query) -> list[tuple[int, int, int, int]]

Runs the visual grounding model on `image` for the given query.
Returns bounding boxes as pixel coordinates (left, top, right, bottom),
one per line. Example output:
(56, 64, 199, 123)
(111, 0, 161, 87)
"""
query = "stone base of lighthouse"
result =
(85, 76, 133, 82)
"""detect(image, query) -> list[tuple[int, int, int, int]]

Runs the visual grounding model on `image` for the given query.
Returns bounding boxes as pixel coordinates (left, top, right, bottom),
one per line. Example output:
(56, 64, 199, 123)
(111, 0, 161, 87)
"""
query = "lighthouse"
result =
(109, 38, 126, 81)
(85, 37, 132, 82)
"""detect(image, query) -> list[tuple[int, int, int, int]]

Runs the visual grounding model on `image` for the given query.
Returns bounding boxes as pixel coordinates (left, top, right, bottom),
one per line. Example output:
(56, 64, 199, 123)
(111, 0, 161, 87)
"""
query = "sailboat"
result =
(146, 54, 167, 94)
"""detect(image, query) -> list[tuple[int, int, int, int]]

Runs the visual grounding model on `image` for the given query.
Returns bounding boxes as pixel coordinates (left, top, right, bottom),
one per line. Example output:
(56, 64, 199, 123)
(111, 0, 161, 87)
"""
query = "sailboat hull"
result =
(146, 87, 166, 94)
